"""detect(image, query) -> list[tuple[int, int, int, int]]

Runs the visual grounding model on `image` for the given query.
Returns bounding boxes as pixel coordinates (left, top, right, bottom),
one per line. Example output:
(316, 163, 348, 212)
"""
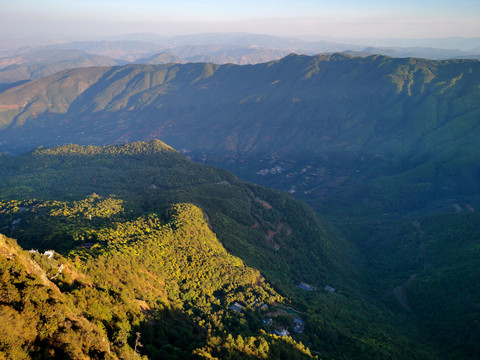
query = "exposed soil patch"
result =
(266, 229, 281, 250)
(255, 197, 273, 210)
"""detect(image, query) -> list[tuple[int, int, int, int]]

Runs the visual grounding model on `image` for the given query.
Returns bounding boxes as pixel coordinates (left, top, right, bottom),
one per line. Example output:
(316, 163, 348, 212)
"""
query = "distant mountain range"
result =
(2, 33, 479, 85)
(41, 39, 480, 62)
(0, 49, 126, 86)
(105, 32, 480, 54)
(133, 46, 292, 66)
(107, 32, 344, 52)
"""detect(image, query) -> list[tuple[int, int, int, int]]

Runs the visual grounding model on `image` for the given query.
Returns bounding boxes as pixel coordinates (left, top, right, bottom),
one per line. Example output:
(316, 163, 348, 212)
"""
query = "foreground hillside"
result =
(0, 141, 436, 359)
(1, 206, 298, 359)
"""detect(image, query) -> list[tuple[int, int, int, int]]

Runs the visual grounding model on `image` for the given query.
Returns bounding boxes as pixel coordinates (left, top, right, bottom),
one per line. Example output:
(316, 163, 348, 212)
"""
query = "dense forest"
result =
(0, 141, 443, 359)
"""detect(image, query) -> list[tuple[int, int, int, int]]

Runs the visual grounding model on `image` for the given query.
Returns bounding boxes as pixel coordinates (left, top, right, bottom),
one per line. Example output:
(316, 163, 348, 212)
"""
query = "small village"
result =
(228, 281, 336, 340)
(229, 299, 305, 339)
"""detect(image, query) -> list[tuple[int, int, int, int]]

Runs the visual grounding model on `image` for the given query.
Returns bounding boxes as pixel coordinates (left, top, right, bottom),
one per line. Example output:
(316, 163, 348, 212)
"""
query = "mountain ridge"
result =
(1, 53, 479, 205)
(0, 49, 126, 84)
(1, 53, 479, 213)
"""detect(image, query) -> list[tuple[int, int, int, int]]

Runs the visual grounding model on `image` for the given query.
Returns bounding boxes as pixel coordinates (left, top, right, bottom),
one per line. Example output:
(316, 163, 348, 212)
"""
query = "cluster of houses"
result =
(229, 299, 306, 338)
(256, 165, 284, 176)
(28, 249, 55, 259)
(228, 282, 336, 339)
(229, 300, 269, 313)
(298, 281, 336, 293)
(255, 159, 330, 196)
(265, 316, 305, 337)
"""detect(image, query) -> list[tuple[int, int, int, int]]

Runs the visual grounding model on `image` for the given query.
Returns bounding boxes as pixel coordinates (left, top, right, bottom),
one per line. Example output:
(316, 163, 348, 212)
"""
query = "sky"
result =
(1, 0, 479, 44)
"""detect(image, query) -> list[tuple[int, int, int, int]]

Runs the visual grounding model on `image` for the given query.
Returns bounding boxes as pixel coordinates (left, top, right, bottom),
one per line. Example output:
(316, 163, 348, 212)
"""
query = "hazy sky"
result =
(1, 0, 479, 42)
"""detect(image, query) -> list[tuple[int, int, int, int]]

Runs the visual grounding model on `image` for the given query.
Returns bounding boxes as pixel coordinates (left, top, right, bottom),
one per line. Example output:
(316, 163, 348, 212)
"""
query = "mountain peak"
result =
(32, 140, 176, 157)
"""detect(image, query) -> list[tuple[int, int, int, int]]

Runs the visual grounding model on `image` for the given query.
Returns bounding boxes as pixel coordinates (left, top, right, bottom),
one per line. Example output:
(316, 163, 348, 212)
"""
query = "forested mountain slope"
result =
(0, 53, 479, 213)
(1, 53, 479, 358)
(0, 141, 437, 359)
